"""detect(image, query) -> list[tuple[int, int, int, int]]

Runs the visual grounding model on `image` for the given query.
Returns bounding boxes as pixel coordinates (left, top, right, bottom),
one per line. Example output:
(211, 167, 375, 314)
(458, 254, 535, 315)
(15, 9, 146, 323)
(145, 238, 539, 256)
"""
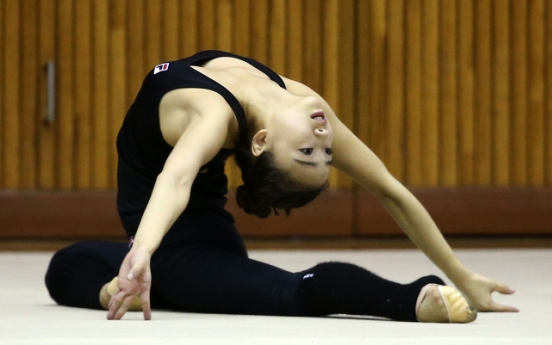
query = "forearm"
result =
(132, 171, 192, 255)
(378, 187, 472, 284)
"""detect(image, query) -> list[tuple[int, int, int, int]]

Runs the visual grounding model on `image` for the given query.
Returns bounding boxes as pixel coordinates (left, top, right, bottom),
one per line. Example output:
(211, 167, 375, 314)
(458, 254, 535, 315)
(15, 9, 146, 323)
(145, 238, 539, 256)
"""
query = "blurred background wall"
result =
(1, 0, 551, 239)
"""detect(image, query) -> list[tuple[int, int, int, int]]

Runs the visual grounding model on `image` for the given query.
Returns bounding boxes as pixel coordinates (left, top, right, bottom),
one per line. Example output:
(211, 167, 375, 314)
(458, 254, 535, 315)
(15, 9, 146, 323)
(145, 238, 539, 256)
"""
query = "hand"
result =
(107, 247, 152, 320)
(456, 272, 519, 312)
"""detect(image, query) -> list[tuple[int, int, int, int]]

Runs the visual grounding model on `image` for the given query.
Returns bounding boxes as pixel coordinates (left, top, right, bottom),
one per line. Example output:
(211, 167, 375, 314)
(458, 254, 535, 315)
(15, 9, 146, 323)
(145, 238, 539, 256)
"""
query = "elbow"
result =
(157, 170, 194, 190)
(371, 174, 405, 203)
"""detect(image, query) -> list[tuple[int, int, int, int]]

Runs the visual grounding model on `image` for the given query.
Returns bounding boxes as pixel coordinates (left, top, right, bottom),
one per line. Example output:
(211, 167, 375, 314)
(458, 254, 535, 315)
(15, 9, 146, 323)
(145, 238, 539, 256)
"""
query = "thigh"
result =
(150, 244, 303, 316)
(159, 210, 247, 256)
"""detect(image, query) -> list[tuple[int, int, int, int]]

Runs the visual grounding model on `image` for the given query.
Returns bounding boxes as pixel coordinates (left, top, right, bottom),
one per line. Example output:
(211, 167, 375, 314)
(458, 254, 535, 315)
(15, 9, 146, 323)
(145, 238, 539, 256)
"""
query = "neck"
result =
(242, 84, 297, 131)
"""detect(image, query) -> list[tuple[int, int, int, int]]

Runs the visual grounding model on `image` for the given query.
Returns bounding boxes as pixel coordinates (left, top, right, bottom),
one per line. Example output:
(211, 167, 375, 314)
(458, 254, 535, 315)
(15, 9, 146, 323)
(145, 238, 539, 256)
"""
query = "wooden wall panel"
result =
(21, 0, 38, 189)
(302, 0, 322, 93)
(439, 0, 457, 186)
(2, 0, 552, 192)
(108, 0, 126, 188)
(547, 0, 552, 185)
(511, 0, 528, 185)
(0, 0, 4, 185)
(528, 0, 545, 186)
(233, 0, 250, 57)
(37, 0, 56, 189)
(199, 0, 216, 51)
(385, 0, 405, 182)
(145, 1, 162, 68)
(421, 0, 439, 186)
(163, 0, 180, 61)
(126, 0, 145, 101)
(75, 0, 92, 189)
(457, 0, 475, 186)
(4, 0, 20, 188)
(493, 0, 510, 186)
(91, 0, 110, 189)
(180, 0, 198, 57)
(269, 0, 286, 75)
(286, 0, 302, 81)
(216, 0, 233, 52)
(57, 0, 75, 189)
(405, 0, 422, 186)
(367, 0, 386, 165)
(474, 0, 492, 186)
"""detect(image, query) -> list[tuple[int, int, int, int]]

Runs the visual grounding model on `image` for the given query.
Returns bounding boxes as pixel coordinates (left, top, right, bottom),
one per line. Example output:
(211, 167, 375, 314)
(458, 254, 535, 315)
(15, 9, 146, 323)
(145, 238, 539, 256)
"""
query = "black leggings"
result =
(45, 211, 445, 321)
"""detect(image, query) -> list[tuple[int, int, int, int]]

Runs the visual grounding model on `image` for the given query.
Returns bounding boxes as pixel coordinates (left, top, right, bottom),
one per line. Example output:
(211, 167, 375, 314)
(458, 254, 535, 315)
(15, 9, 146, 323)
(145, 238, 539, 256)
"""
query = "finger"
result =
(493, 283, 516, 295)
(113, 294, 135, 320)
(107, 291, 125, 320)
(487, 301, 519, 313)
(141, 289, 152, 320)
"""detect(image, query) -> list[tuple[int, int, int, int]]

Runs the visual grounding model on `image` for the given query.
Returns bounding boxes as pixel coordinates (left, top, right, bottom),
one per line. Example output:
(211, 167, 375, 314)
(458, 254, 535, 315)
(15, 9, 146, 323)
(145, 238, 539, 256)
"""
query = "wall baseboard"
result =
(1, 188, 551, 239)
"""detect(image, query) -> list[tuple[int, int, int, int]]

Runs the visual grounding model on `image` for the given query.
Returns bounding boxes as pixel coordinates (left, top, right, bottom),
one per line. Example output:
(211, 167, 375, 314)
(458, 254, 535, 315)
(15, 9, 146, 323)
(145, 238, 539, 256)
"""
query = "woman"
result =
(45, 50, 517, 322)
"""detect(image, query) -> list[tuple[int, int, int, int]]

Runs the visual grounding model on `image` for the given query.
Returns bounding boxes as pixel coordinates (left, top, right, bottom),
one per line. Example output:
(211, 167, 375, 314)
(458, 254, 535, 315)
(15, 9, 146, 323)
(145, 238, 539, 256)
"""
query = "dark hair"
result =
(233, 124, 328, 218)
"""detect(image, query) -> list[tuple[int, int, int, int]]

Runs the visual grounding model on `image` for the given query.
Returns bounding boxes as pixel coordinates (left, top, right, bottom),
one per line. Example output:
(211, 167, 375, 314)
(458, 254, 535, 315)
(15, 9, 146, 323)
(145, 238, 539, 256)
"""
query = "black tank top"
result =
(116, 50, 286, 234)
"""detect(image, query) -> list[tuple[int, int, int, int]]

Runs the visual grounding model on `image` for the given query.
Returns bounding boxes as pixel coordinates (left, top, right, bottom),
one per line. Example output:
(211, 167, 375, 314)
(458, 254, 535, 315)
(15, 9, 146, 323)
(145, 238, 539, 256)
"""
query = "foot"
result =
(416, 284, 477, 323)
(416, 285, 450, 322)
(99, 277, 143, 311)
(99, 282, 111, 309)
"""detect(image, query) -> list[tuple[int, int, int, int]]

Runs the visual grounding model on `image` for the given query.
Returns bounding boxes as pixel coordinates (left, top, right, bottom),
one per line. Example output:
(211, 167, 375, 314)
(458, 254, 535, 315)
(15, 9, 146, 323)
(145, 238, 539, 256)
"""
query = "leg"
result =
(150, 245, 447, 321)
(138, 210, 303, 315)
(143, 212, 449, 321)
(148, 214, 445, 320)
(45, 241, 128, 309)
(150, 243, 304, 316)
(298, 262, 445, 321)
(43, 241, 166, 310)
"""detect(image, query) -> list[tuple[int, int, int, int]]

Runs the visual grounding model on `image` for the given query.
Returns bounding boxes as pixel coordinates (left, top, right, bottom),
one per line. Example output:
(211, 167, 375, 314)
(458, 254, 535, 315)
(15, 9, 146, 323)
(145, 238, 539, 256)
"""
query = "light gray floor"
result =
(0, 248, 550, 345)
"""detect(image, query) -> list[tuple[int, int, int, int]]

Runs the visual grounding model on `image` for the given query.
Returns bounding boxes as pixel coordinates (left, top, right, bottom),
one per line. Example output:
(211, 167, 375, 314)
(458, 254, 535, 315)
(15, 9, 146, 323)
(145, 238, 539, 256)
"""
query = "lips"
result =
(311, 111, 327, 124)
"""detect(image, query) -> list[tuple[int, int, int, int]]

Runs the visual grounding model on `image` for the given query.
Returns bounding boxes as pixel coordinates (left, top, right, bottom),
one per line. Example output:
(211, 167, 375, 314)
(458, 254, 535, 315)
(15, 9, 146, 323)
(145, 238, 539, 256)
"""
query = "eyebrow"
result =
(293, 159, 333, 167)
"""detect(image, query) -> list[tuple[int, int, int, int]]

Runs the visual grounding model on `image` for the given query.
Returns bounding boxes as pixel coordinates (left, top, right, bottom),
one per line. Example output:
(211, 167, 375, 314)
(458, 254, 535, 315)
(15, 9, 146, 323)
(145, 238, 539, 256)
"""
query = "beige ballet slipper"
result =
(106, 277, 143, 311)
(416, 284, 477, 323)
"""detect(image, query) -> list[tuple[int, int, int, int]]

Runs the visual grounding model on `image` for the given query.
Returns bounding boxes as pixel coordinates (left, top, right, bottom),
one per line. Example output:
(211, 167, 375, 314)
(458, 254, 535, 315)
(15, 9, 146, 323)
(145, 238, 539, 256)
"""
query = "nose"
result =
(314, 127, 329, 137)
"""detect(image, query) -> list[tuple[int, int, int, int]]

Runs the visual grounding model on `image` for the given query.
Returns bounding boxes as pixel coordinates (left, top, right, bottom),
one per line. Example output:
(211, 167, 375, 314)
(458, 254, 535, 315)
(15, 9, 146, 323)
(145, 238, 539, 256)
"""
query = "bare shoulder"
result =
(279, 76, 317, 97)
(159, 88, 235, 147)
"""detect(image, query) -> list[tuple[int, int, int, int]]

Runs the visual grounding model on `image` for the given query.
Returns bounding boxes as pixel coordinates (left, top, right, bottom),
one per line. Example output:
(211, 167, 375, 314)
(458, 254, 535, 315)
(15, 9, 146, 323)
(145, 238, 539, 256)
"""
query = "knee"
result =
(44, 243, 103, 305)
(44, 246, 78, 304)
(298, 262, 361, 315)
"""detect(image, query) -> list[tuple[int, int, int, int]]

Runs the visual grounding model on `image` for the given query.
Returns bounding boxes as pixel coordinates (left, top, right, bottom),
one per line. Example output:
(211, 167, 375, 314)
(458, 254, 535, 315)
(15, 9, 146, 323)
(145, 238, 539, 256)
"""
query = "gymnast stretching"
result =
(45, 50, 517, 322)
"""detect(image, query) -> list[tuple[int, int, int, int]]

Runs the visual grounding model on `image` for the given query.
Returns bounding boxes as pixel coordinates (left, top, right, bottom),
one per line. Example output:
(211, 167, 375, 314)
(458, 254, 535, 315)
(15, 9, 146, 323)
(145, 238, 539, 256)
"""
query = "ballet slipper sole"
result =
(437, 285, 477, 323)
(106, 277, 143, 311)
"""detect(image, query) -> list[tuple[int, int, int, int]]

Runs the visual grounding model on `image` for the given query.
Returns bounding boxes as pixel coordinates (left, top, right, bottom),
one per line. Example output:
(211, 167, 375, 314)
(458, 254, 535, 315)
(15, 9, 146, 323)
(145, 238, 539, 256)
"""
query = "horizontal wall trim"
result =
(357, 188, 552, 235)
(0, 188, 551, 239)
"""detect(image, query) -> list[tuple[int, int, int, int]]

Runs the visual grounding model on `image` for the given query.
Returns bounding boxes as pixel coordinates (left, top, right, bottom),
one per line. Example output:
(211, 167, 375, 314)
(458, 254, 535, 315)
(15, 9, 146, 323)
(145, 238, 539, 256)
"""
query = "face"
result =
(257, 96, 333, 188)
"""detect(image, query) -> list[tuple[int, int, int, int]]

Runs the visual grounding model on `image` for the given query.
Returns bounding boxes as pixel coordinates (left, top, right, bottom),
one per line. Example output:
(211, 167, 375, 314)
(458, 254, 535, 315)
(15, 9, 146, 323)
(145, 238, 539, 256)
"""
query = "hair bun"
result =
(236, 184, 272, 218)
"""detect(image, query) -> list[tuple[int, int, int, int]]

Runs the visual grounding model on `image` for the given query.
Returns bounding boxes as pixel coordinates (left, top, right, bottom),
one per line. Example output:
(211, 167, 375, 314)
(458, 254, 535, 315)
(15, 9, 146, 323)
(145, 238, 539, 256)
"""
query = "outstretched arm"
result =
(330, 103, 517, 312)
(107, 91, 234, 320)
(281, 76, 518, 312)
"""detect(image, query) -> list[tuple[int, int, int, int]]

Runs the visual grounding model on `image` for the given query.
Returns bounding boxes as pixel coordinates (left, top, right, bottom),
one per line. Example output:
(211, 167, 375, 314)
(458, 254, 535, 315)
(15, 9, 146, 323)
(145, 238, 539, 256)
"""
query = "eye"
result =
(299, 148, 313, 155)
(325, 148, 333, 155)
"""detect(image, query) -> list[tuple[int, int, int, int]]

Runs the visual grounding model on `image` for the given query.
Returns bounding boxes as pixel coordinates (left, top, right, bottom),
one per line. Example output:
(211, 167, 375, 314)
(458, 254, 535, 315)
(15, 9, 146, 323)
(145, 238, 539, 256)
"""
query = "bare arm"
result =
(282, 77, 518, 312)
(131, 110, 230, 255)
(108, 93, 233, 320)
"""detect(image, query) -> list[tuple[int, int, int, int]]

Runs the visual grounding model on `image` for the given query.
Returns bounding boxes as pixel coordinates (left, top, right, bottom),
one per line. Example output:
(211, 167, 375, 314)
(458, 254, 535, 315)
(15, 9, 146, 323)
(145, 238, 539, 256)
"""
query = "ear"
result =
(251, 129, 268, 157)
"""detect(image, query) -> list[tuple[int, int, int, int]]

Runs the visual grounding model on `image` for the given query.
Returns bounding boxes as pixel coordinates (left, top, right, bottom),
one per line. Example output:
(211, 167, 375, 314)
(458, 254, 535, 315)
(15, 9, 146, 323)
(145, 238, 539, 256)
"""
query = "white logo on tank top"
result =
(154, 63, 170, 74)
